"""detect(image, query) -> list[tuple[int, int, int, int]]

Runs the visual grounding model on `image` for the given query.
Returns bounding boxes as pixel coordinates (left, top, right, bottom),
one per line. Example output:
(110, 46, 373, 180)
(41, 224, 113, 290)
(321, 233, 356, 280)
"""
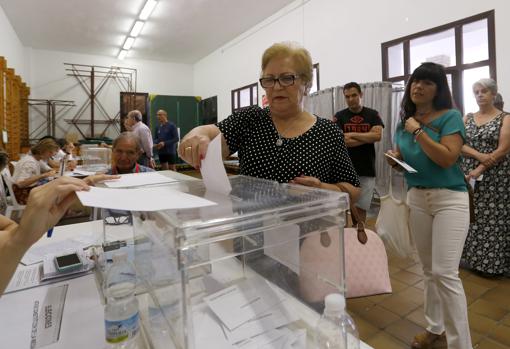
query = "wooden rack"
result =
(0, 56, 30, 160)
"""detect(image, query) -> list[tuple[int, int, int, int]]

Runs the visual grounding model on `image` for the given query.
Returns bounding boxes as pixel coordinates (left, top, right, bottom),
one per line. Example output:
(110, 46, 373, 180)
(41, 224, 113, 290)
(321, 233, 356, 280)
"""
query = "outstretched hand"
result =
(13, 177, 90, 248)
(178, 134, 210, 169)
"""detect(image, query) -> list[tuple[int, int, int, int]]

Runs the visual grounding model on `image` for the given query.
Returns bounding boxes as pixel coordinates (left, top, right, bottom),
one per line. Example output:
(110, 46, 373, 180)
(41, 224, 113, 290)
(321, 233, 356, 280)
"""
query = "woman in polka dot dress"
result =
(179, 42, 360, 199)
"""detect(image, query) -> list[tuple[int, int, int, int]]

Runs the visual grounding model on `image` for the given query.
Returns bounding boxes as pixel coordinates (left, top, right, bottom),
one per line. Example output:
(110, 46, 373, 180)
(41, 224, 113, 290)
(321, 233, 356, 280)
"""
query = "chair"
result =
(1, 168, 26, 219)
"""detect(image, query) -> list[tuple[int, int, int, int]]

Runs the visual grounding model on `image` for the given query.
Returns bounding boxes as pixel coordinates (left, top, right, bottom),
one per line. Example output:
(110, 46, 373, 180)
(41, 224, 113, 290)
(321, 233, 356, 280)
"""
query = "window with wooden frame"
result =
(381, 10, 496, 114)
(231, 82, 258, 113)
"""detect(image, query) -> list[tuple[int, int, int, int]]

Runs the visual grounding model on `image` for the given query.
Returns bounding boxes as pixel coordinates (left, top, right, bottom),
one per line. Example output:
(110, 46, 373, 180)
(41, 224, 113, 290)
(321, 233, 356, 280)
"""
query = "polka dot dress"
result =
(217, 106, 360, 187)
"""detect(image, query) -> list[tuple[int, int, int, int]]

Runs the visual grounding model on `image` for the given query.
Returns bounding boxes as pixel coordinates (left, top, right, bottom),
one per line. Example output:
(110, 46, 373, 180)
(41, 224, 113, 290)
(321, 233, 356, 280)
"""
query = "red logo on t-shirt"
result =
(350, 115, 364, 124)
(344, 115, 370, 132)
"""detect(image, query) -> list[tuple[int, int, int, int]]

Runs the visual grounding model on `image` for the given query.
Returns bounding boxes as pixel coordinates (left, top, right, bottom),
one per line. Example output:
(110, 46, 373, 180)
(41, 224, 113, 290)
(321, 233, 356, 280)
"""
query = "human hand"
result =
(43, 170, 57, 178)
(178, 135, 210, 169)
(405, 117, 421, 134)
(158, 142, 165, 149)
(13, 177, 90, 248)
(83, 174, 120, 186)
(149, 158, 156, 169)
(385, 149, 401, 166)
(481, 153, 497, 167)
(290, 175, 322, 188)
(467, 167, 484, 181)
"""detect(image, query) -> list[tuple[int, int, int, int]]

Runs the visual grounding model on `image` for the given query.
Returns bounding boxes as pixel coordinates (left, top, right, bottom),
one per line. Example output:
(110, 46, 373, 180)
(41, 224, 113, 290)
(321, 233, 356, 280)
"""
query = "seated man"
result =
(108, 132, 154, 175)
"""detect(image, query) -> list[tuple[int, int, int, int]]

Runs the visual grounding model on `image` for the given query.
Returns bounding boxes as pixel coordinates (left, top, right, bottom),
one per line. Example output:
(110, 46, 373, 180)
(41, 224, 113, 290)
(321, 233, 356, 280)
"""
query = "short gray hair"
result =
(494, 93, 504, 110)
(473, 78, 498, 95)
(112, 132, 142, 152)
(127, 109, 143, 122)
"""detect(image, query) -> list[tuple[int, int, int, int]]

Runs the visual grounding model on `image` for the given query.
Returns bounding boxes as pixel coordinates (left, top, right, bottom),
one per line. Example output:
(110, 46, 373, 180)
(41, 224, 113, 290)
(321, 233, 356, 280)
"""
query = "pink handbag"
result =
(299, 208, 392, 301)
(344, 226, 392, 298)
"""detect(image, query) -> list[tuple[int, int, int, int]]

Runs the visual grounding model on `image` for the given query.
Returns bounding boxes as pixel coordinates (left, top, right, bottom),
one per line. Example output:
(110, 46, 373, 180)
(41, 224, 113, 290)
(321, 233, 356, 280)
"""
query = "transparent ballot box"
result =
(80, 146, 111, 172)
(112, 175, 349, 349)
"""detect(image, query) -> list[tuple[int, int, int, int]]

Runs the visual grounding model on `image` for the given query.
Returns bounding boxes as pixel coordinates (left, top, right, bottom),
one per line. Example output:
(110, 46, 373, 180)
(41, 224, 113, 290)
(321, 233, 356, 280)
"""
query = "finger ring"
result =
(185, 146, 192, 150)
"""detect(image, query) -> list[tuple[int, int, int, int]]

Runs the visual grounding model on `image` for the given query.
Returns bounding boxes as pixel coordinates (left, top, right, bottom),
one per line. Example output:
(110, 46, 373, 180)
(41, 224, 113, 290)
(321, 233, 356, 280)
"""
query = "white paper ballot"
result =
(4, 264, 42, 293)
(384, 153, 418, 173)
(203, 276, 285, 331)
(200, 134, 232, 195)
(264, 224, 300, 275)
(223, 299, 299, 344)
(77, 186, 216, 211)
(104, 171, 177, 188)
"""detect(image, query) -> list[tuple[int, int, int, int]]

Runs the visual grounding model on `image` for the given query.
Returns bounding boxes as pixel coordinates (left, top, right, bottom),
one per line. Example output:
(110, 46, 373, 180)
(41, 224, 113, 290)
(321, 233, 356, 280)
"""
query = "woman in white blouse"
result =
(12, 138, 59, 203)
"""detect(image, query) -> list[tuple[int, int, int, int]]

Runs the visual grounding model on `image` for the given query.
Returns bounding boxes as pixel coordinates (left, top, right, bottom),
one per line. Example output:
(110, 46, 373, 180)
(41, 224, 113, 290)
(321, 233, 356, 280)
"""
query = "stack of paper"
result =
(192, 276, 306, 349)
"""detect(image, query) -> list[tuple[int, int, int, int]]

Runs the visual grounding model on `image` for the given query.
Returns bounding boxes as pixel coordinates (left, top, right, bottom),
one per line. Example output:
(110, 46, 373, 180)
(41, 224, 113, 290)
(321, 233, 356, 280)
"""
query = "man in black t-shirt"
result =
(334, 82, 384, 224)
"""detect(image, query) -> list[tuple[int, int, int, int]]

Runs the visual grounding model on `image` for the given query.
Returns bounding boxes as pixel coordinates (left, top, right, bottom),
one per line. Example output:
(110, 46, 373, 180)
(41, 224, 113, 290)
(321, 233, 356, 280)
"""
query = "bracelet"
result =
(412, 127, 423, 135)
(414, 129, 425, 139)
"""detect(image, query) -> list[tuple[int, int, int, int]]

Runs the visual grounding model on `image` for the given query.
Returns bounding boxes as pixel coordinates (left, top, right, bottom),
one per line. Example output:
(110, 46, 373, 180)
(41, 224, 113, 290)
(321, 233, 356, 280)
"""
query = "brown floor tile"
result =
(466, 273, 502, 289)
(358, 305, 401, 329)
(469, 298, 508, 321)
(398, 286, 424, 305)
(466, 293, 477, 306)
(388, 256, 418, 270)
(389, 278, 409, 293)
(489, 324, 510, 346)
(365, 331, 408, 349)
(385, 318, 425, 345)
(463, 279, 491, 298)
(379, 294, 421, 317)
(405, 307, 427, 329)
(503, 315, 510, 327)
(470, 330, 485, 345)
(414, 279, 425, 290)
(405, 263, 424, 276)
(350, 313, 380, 341)
(364, 292, 392, 304)
(468, 311, 499, 334)
(481, 286, 510, 310)
(388, 264, 401, 275)
(459, 267, 474, 279)
(346, 297, 375, 316)
(476, 337, 510, 349)
(391, 270, 423, 286)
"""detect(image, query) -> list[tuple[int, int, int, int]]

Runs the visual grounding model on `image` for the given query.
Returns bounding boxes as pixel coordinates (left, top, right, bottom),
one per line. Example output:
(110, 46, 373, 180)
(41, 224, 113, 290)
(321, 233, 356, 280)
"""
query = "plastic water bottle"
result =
(315, 293, 360, 349)
(104, 251, 140, 349)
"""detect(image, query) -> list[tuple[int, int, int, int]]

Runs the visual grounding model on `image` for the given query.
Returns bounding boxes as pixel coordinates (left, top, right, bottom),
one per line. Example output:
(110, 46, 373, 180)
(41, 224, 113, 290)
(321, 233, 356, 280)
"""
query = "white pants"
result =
(407, 188, 472, 349)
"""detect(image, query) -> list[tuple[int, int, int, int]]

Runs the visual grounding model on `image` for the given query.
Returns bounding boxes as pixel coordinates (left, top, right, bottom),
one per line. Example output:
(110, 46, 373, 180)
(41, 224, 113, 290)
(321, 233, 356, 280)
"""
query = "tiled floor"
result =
(350, 207, 510, 349)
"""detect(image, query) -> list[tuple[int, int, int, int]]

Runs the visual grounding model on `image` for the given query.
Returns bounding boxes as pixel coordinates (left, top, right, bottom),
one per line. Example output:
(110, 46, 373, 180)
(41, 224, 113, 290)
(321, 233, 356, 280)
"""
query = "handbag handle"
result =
(350, 205, 367, 244)
(338, 183, 367, 244)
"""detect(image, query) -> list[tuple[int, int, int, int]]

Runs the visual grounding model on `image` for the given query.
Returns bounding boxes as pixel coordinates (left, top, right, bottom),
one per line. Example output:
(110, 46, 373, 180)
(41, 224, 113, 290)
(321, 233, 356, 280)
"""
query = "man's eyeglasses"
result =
(259, 74, 300, 88)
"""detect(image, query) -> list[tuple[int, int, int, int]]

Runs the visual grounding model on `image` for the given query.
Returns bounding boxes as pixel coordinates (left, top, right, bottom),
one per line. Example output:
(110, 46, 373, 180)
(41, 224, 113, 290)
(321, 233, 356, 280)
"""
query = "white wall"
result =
(194, 0, 510, 121)
(28, 49, 194, 139)
(0, 5, 27, 79)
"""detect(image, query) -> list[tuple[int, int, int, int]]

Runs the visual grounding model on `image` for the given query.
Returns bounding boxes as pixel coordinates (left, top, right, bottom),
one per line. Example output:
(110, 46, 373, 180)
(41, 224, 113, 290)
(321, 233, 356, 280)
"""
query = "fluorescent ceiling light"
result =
(130, 20, 145, 37)
(139, 0, 158, 20)
(123, 37, 136, 50)
(118, 50, 128, 60)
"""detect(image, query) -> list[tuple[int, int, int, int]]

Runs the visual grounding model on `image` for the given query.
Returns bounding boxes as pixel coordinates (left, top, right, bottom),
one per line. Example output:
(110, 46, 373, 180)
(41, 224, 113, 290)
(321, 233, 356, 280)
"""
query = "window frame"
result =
(231, 82, 258, 113)
(310, 63, 320, 94)
(381, 10, 496, 113)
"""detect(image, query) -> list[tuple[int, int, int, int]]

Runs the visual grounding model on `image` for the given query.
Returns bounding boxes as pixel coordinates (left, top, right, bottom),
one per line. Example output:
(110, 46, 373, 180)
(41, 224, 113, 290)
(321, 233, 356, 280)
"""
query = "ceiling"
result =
(0, 0, 297, 63)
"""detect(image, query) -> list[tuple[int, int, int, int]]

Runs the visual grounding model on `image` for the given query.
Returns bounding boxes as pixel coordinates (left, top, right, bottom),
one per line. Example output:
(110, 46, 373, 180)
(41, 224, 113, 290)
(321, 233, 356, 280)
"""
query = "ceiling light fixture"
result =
(139, 0, 158, 21)
(123, 37, 136, 50)
(118, 50, 128, 60)
(116, 0, 158, 59)
(130, 20, 145, 37)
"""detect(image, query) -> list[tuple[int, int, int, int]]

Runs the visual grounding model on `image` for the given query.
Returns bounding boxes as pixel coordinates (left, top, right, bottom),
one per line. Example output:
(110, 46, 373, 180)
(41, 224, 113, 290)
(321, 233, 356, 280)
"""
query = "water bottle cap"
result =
(324, 293, 346, 315)
(112, 251, 128, 263)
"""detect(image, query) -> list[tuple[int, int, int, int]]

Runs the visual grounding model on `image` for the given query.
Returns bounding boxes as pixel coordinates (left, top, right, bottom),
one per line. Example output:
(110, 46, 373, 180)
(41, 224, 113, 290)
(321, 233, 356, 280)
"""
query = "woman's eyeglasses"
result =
(259, 74, 300, 88)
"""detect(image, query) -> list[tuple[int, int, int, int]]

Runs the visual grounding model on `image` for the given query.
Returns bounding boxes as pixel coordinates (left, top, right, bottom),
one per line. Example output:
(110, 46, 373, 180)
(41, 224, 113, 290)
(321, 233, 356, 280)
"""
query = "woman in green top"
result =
(386, 63, 471, 349)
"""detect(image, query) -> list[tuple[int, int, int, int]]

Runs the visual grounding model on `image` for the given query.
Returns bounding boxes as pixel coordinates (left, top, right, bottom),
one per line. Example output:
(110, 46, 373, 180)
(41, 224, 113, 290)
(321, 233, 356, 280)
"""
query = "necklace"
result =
(274, 118, 298, 146)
